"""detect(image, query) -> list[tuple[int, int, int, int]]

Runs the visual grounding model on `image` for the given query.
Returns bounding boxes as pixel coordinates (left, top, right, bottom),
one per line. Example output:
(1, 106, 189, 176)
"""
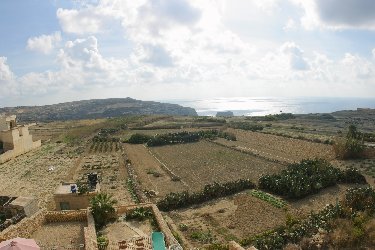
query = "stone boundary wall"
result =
(0, 209, 46, 240)
(0, 209, 89, 242)
(45, 210, 87, 223)
(84, 209, 98, 250)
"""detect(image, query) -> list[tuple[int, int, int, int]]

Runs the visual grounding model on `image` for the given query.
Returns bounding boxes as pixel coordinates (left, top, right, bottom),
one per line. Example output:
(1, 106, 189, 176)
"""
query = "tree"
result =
(334, 125, 364, 159)
(90, 193, 117, 229)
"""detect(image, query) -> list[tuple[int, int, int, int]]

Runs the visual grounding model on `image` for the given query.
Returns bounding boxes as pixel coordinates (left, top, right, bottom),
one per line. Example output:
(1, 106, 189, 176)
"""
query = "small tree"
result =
(90, 193, 117, 229)
(334, 125, 364, 159)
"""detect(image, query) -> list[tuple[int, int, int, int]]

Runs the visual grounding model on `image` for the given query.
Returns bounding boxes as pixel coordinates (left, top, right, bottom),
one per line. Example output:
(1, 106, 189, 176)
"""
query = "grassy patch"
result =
(250, 190, 287, 208)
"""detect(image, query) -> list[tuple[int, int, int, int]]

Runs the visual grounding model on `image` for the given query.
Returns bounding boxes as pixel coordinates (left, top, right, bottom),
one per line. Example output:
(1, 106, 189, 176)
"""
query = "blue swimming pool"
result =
(152, 232, 166, 250)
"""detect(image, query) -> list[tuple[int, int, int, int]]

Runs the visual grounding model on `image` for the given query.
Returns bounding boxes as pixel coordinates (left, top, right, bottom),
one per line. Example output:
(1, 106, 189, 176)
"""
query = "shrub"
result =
(333, 125, 365, 159)
(127, 133, 153, 144)
(157, 179, 255, 211)
(259, 159, 366, 199)
(228, 122, 263, 132)
(343, 187, 375, 213)
(124, 207, 152, 221)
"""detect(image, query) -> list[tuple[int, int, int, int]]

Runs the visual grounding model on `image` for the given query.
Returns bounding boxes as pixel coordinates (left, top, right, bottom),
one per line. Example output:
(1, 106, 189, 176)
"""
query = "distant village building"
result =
(0, 115, 41, 164)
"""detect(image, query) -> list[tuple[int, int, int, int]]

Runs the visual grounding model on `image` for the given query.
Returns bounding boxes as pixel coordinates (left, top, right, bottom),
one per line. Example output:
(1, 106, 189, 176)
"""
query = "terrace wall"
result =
(84, 209, 98, 250)
(0, 209, 88, 241)
(0, 209, 46, 240)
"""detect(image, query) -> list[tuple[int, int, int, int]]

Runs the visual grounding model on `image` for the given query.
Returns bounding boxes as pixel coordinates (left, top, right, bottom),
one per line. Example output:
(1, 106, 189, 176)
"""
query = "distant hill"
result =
(0, 98, 198, 122)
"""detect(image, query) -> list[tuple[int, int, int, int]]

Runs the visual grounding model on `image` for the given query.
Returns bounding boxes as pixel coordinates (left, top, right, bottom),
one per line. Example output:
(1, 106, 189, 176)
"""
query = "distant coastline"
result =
(168, 97, 375, 116)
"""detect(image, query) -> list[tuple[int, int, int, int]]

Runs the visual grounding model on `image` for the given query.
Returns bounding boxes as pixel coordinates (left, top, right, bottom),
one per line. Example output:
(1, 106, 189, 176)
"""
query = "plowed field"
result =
(150, 141, 284, 191)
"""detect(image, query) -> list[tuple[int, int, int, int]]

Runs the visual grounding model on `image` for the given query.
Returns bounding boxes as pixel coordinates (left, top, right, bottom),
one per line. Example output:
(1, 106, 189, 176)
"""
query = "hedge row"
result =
(157, 179, 255, 211)
(259, 159, 366, 199)
(127, 130, 236, 146)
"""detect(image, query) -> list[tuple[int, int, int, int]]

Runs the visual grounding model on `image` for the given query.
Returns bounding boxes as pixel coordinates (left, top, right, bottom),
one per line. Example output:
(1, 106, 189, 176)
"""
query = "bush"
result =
(124, 207, 152, 221)
(343, 187, 375, 213)
(333, 125, 365, 159)
(259, 159, 366, 199)
(229, 122, 263, 132)
(157, 179, 255, 211)
(127, 133, 153, 144)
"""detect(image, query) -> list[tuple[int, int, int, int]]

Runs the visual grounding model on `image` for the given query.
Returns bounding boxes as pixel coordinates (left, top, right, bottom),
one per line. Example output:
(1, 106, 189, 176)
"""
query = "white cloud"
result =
(26, 32, 61, 54)
(56, 6, 117, 34)
(0, 57, 13, 82)
(283, 18, 297, 30)
(291, 0, 375, 30)
(280, 42, 309, 71)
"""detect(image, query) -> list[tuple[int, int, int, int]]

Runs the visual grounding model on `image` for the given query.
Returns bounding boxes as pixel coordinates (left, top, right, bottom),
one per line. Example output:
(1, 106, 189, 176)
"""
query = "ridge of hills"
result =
(0, 97, 197, 122)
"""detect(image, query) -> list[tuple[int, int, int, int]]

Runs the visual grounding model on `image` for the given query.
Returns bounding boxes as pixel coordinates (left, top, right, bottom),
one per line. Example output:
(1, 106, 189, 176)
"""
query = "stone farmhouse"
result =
(0, 115, 41, 164)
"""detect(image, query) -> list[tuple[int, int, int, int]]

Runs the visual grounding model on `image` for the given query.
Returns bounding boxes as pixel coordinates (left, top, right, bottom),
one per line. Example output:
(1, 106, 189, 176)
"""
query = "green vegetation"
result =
(97, 236, 109, 249)
(334, 125, 365, 159)
(126, 178, 140, 203)
(259, 159, 366, 199)
(127, 133, 153, 144)
(124, 207, 152, 221)
(250, 190, 287, 208)
(191, 230, 214, 243)
(90, 193, 117, 229)
(76, 182, 89, 195)
(157, 179, 255, 211)
(229, 122, 263, 132)
(256, 113, 295, 121)
(240, 203, 343, 249)
(343, 187, 375, 213)
(241, 187, 375, 249)
(127, 130, 236, 146)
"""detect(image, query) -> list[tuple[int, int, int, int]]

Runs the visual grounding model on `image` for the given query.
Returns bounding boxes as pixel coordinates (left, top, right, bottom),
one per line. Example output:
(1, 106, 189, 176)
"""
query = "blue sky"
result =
(1, 0, 375, 107)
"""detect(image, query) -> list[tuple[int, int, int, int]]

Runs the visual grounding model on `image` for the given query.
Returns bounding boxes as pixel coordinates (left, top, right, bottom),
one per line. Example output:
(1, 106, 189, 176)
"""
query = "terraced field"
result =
(150, 141, 284, 191)
(123, 144, 187, 198)
(215, 128, 335, 163)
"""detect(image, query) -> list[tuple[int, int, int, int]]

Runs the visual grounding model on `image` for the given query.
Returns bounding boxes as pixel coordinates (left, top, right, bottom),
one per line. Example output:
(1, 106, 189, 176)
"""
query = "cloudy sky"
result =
(1, 0, 375, 107)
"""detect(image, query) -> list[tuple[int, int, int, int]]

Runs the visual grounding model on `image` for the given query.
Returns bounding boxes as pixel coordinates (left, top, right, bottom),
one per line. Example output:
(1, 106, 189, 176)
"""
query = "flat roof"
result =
(55, 183, 76, 194)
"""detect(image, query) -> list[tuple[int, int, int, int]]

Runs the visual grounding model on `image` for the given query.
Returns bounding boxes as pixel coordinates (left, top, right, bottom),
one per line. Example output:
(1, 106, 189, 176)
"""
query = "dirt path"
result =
(123, 144, 187, 198)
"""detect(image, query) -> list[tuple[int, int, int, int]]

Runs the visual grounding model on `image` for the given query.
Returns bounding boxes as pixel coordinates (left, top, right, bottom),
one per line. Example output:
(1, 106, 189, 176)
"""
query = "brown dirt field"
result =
(0, 143, 79, 209)
(123, 144, 187, 198)
(101, 219, 153, 244)
(150, 141, 284, 191)
(32, 221, 86, 248)
(216, 128, 334, 163)
(289, 184, 361, 215)
(167, 192, 287, 248)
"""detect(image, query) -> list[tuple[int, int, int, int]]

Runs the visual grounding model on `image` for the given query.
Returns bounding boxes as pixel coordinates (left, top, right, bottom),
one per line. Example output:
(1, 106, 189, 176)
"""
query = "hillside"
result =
(0, 98, 197, 122)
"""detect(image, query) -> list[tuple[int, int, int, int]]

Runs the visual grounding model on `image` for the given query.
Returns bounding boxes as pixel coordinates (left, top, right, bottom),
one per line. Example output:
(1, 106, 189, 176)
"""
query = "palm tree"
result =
(90, 193, 117, 229)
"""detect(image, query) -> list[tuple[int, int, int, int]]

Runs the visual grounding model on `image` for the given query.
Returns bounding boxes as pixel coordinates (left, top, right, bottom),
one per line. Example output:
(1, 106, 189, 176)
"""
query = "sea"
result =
(167, 97, 375, 116)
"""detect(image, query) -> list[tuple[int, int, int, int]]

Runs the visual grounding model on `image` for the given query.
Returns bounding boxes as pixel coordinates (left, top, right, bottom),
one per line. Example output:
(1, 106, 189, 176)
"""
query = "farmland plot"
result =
(73, 152, 133, 205)
(150, 141, 284, 191)
(167, 193, 287, 248)
(215, 128, 334, 163)
(123, 144, 187, 198)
